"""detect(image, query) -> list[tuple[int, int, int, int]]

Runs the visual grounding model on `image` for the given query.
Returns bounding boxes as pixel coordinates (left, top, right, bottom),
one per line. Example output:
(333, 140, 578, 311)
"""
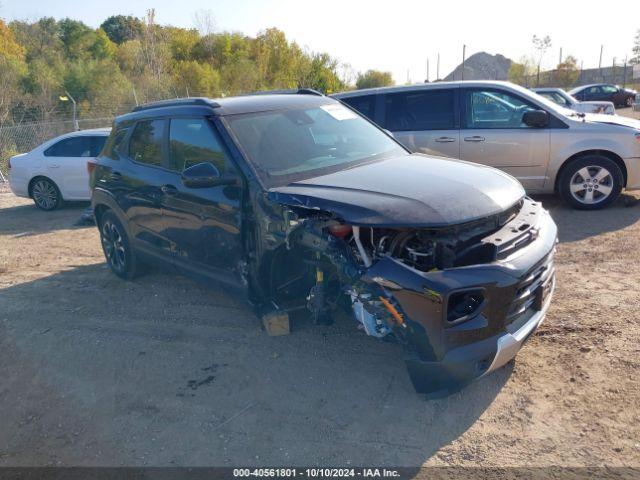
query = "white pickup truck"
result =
(532, 87, 615, 115)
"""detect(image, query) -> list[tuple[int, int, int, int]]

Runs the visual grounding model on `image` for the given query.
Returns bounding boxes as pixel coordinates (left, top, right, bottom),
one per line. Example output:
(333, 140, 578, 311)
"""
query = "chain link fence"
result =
(0, 117, 114, 180)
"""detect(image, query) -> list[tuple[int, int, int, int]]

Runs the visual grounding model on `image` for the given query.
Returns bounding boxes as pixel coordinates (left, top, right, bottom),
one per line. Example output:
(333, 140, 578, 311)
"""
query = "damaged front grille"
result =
(506, 253, 555, 321)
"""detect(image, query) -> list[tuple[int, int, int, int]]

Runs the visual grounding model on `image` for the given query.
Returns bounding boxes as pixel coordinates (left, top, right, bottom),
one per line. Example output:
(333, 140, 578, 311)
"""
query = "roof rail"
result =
(132, 97, 220, 112)
(244, 88, 324, 97)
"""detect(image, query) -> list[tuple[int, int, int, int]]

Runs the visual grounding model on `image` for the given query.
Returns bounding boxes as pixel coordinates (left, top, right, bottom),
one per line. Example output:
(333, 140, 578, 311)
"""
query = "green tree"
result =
(355, 70, 394, 89)
(167, 27, 199, 62)
(58, 18, 97, 60)
(9, 18, 62, 60)
(221, 57, 260, 95)
(91, 29, 116, 60)
(173, 60, 220, 97)
(508, 56, 536, 86)
(100, 15, 143, 44)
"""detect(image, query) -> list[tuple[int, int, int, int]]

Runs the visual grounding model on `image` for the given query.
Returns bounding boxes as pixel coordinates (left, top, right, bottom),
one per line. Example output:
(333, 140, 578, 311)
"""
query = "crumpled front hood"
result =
(268, 153, 525, 227)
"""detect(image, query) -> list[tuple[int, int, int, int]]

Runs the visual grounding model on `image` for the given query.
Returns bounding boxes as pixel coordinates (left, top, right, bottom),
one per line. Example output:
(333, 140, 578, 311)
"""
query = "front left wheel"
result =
(99, 210, 139, 280)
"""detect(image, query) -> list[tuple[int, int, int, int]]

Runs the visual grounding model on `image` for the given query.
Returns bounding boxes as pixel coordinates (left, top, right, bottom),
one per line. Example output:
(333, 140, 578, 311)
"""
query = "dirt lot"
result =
(0, 190, 639, 470)
(1, 110, 640, 471)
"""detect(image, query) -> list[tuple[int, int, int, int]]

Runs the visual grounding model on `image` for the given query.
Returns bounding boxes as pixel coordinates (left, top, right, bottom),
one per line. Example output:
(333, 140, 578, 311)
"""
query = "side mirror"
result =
(181, 162, 236, 188)
(522, 109, 549, 128)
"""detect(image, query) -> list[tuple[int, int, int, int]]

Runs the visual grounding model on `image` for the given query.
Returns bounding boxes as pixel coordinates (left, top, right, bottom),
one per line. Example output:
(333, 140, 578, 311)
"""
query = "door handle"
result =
(435, 136, 456, 143)
(109, 171, 122, 181)
(49, 163, 60, 168)
(161, 184, 178, 196)
(464, 136, 485, 142)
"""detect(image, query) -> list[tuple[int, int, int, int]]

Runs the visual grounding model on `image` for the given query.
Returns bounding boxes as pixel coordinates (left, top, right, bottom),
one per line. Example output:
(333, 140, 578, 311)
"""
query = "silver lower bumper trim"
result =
(482, 276, 556, 376)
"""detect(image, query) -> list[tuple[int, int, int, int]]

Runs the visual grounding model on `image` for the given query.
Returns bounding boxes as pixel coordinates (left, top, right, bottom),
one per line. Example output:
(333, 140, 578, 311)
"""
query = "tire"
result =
(558, 155, 623, 210)
(626, 97, 634, 108)
(99, 210, 139, 280)
(31, 177, 63, 211)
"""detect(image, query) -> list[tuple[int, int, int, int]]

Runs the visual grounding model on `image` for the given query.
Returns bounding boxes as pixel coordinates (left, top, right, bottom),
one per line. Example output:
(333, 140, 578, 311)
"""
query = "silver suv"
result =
(333, 81, 640, 209)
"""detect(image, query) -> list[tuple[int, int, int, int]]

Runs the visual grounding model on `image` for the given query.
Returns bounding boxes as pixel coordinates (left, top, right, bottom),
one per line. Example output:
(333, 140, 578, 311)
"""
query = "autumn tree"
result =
(0, 15, 346, 122)
(631, 29, 640, 65)
(0, 18, 26, 126)
(555, 55, 580, 89)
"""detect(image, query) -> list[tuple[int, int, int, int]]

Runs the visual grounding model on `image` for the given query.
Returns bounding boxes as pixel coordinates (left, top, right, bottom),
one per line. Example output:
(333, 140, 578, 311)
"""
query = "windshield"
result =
(225, 103, 407, 188)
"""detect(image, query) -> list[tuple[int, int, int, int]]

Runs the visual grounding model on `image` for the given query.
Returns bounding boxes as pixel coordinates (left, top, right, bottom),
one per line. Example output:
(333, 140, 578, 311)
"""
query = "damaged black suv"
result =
(90, 91, 558, 395)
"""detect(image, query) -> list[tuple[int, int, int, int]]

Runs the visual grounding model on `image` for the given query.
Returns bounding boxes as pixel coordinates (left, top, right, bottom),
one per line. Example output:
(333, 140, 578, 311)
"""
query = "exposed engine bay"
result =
(267, 198, 531, 338)
(250, 195, 555, 394)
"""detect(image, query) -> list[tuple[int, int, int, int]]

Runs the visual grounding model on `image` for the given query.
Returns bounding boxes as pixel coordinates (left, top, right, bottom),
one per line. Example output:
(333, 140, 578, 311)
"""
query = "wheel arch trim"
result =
(91, 188, 129, 228)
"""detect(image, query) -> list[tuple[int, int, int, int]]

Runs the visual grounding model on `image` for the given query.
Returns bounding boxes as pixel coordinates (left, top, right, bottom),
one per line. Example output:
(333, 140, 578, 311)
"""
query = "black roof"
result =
(116, 92, 335, 124)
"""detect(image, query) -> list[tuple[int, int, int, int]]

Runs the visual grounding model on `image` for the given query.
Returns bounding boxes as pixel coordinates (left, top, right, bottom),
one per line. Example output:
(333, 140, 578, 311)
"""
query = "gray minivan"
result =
(333, 81, 640, 209)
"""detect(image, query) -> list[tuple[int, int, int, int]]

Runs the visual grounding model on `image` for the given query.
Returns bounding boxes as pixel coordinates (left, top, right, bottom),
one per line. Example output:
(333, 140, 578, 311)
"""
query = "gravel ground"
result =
(1, 190, 639, 469)
(0, 107, 639, 471)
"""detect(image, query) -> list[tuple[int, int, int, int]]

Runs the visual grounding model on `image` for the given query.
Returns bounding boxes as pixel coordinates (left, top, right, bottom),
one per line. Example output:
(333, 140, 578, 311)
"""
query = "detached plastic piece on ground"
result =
(262, 311, 290, 336)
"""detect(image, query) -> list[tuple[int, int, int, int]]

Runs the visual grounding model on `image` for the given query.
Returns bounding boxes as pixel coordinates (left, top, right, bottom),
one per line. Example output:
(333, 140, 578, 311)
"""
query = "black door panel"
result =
(161, 118, 244, 285)
(121, 119, 174, 258)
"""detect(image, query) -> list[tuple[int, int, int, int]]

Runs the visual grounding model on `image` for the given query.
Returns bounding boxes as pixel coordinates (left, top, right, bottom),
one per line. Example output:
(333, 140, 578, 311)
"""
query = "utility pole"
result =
(559, 47, 563, 65)
(612, 57, 616, 84)
(598, 45, 603, 81)
(462, 45, 466, 81)
(426, 58, 429, 82)
(623, 56, 628, 87)
(437, 53, 440, 80)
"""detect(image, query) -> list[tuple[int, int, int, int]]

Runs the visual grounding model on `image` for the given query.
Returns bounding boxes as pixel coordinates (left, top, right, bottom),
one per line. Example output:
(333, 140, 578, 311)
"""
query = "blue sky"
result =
(1, 0, 638, 83)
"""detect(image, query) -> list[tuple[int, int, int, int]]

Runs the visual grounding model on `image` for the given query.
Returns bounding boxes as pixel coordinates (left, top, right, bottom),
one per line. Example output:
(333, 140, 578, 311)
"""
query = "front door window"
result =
(465, 90, 538, 129)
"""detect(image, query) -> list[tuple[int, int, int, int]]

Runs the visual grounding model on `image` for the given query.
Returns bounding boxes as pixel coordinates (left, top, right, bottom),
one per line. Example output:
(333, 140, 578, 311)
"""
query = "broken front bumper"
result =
(365, 199, 558, 394)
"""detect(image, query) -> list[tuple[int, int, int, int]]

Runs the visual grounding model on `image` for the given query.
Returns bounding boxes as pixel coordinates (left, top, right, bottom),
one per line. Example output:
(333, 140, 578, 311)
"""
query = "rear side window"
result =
(102, 128, 129, 160)
(168, 118, 229, 173)
(45, 136, 93, 157)
(341, 95, 376, 121)
(385, 89, 455, 131)
(129, 120, 165, 167)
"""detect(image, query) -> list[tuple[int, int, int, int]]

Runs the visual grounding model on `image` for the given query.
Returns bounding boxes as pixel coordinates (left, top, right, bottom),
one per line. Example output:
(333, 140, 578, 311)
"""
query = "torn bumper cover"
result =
(364, 200, 557, 394)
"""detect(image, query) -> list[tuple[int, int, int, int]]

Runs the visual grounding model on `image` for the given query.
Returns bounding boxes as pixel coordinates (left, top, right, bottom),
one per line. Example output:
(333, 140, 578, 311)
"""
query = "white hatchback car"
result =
(8, 128, 110, 210)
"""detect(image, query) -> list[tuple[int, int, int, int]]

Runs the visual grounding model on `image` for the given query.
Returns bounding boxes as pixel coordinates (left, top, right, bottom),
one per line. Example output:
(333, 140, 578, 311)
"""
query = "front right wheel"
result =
(99, 210, 139, 280)
(558, 155, 623, 210)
